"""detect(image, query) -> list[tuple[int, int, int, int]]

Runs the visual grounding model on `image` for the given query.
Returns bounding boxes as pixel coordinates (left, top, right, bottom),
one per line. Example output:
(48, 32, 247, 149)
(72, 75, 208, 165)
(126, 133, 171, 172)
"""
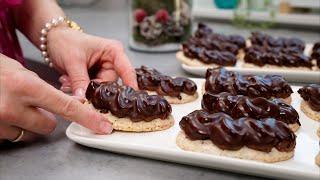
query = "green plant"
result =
(232, 0, 276, 29)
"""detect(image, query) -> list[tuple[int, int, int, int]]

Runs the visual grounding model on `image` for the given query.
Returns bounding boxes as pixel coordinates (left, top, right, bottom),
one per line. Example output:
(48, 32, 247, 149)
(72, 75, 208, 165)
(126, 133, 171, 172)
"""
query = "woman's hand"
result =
(0, 54, 113, 142)
(47, 27, 138, 97)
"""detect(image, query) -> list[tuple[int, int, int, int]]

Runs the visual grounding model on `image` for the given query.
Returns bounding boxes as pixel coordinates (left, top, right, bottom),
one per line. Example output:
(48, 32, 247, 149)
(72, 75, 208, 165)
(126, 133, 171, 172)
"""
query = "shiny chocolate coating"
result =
(202, 92, 300, 125)
(250, 31, 305, 52)
(182, 43, 237, 66)
(244, 45, 312, 68)
(205, 68, 293, 99)
(311, 42, 320, 68)
(298, 84, 320, 111)
(136, 66, 197, 99)
(181, 23, 245, 66)
(86, 81, 172, 121)
(179, 110, 296, 152)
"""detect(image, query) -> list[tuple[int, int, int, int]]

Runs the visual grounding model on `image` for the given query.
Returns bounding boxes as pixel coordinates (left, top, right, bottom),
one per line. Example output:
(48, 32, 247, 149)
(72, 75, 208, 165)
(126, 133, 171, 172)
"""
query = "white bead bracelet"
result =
(39, 16, 83, 67)
(39, 16, 66, 67)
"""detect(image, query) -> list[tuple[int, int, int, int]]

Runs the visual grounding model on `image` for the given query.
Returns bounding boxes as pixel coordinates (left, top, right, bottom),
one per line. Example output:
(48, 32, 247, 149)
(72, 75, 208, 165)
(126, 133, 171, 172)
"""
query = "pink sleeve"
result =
(0, 0, 23, 8)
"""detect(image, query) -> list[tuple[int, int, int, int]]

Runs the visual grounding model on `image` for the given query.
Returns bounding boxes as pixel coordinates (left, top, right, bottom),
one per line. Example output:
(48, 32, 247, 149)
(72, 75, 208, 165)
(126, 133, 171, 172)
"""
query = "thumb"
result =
(67, 63, 90, 98)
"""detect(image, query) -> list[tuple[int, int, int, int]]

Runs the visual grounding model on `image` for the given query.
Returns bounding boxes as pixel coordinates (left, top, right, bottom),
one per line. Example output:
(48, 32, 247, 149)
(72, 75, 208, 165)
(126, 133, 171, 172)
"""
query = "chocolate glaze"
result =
(202, 92, 300, 126)
(179, 110, 296, 152)
(136, 66, 197, 99)
(194, 23, 246, 49)
(86, 81, 172, 121)
(298, 84, 320, 112)
(244, 45, 312, 68)
(311, 42, 320, 68)
(205, 68, 293, 99)
(250, 31, 305, 52)
(181, 23, 245, 66)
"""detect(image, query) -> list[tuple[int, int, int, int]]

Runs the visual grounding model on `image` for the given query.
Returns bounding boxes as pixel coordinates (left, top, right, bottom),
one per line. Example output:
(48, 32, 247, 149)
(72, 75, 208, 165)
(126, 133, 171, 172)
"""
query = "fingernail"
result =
(74, 88, 85, 98)
(59, 76, 68, 83)
(60, 86, 72, 93)
(100, 121, 113, 134)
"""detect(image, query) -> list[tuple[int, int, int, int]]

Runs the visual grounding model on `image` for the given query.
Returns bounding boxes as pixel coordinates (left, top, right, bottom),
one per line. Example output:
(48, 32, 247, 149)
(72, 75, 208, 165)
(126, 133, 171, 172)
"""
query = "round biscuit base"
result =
(176, 51, 220, 67)
(176, 131, 294, 163)
(176, 51, 240, 68)
(300, 100, 320, 121)
(85, 102, 174, 132)
(146, 91, 198, 104)
(242, 63, 319, 71)
(103, 113, 174, 132)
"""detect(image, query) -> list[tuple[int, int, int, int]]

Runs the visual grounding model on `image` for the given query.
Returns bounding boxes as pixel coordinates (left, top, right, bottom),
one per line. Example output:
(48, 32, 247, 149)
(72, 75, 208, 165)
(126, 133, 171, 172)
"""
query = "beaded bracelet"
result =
(39, 16, 83, 67)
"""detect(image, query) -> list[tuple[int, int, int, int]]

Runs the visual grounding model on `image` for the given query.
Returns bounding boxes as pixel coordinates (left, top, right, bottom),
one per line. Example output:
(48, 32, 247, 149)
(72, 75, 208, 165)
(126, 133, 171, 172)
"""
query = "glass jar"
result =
(129, 0, 192, 52)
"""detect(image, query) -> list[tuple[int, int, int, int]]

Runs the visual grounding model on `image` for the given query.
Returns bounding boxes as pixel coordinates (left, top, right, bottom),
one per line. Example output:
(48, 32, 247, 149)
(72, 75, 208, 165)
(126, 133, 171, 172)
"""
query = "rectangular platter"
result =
(180, 44, 320, 83)
(66, 78, 320, 180)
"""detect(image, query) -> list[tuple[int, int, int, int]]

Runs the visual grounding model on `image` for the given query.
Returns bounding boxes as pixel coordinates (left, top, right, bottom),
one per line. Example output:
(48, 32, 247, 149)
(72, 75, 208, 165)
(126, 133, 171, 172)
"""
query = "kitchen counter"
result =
(1, 1, 319, 180)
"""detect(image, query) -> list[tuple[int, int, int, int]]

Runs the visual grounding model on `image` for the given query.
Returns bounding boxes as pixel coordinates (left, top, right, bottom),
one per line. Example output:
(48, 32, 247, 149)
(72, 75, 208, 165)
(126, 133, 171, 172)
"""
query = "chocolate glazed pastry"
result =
(298, 84, 320, 121)
(136, 66, 198, 103)
(86, 81, 172, 122)
(202, 92, 300, 131)
(177, 23, 245, 67)
(244, 45, 312, 68)
(250, 31, 305, 52)
(311, 42, 320, 68)
(298, 84, 320, 112)
(204, 68, 293, 102)
(179, 110, 296, 153)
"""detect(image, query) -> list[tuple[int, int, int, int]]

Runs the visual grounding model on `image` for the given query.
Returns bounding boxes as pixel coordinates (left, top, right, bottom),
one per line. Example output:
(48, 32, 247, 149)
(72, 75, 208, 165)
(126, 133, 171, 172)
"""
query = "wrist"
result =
(39, 17, 83, 67)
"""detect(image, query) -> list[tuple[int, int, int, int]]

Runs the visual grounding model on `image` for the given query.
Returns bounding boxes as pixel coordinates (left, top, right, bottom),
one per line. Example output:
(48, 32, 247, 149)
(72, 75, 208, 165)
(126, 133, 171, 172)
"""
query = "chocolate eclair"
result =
(202, 92, 300, 131)
(176, 23, 245, 67)
(176, 110, 296, 162)
(244, 45, 313, 69)
(85, 81, 174, 132)
(244, 32, 319, 70)
(249, 31, 305, 52)
(204, 68, 293, 104)
(311, 42, 320, 68)
(136, 66, 198, 104)
(298, 84, 320, 121)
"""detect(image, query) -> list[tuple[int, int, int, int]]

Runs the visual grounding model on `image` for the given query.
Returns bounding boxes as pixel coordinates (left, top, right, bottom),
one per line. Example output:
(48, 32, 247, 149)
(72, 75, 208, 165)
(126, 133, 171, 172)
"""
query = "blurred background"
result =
(20, 0, 320, 74)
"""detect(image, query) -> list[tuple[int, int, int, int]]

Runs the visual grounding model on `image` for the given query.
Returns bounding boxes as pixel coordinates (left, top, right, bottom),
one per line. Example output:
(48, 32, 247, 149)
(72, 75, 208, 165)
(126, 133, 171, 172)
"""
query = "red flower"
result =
(134, 9, 147, 23)
(155, 9, 169, 23)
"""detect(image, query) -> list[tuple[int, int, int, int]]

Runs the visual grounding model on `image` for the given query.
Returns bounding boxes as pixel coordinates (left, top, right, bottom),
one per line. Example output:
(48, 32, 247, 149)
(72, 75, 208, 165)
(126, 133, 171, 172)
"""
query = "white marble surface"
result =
(1, 1, 320, 180)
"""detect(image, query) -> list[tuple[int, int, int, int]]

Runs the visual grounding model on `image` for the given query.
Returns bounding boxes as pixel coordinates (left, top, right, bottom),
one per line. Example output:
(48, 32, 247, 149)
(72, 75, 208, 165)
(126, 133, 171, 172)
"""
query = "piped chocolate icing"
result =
(205, 68, 293, 99)
(311, 42, 320, 68)
(298, 84, 320, 112)
(179, 110, 296, 152)
(86, 81, 172, 121)
(136, 66, 197, 99)
(245, 32, 313, 68)
(250, 31, 305, 52)
(202, 92, 300, 126)
(244, 45, 312, 68)
(181, 23, 245, 66)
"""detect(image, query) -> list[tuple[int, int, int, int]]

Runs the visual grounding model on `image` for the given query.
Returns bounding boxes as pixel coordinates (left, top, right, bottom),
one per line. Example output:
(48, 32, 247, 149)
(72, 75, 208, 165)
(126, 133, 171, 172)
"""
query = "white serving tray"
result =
(180, 44, 320, 83)
(66, 79, 320, 180)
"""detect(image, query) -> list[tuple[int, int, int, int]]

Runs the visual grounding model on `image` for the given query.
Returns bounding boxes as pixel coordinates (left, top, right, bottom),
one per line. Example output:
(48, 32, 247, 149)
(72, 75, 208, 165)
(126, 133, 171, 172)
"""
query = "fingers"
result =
(0, 124, 37, 142)
(9, 107, 57, 135)
(96, 69, 119, 82)
(65, 63, 90, 98)
(59, 75, 70, 84)
(102, 40, 138, 89)
(26, 78, 113, 134)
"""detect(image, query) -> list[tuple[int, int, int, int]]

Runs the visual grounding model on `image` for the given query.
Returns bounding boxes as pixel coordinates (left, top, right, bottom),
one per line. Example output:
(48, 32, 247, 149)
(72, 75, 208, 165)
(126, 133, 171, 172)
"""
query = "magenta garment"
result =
(0, 0, 24, 65)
